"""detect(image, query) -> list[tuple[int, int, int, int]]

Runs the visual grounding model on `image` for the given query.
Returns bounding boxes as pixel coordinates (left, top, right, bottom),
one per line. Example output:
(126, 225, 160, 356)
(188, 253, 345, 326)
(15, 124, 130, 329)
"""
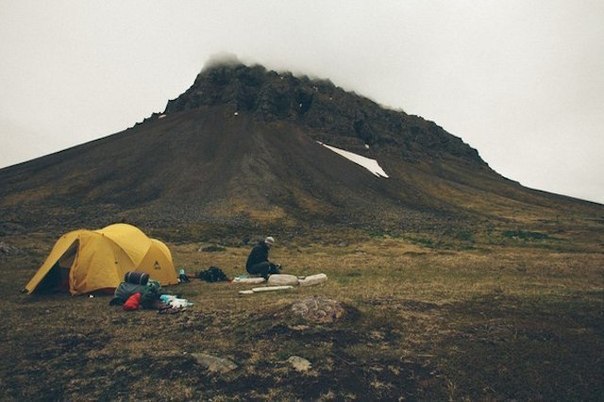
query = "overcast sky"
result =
(1, 1, 603, 203)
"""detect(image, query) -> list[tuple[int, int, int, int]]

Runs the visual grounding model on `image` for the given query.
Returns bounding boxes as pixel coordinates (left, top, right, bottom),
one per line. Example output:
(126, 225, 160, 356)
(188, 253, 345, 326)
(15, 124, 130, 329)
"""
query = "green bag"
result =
(140, 280, 162, 308)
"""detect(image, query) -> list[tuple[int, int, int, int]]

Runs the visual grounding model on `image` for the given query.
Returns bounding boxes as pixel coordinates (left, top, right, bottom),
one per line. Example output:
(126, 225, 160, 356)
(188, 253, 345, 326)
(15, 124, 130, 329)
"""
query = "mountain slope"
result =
(0, 62, 601, 236)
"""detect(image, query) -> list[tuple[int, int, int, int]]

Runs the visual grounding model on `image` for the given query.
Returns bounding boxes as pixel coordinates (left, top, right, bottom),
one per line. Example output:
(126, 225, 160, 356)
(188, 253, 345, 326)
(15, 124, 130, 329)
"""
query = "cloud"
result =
(201, 52, 245, 71)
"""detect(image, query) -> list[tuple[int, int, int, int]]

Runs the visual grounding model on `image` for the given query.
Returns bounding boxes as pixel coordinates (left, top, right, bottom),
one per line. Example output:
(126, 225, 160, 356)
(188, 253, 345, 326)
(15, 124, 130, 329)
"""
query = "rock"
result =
(163, 62, 485, 164)
(288, 356, 312, 372)
(291, 296, 346, 324)
(267, 274, 299, 286)
(191, 353, 238, 373)
(289, 324, 310, 331)
(298, 273, 327, 287)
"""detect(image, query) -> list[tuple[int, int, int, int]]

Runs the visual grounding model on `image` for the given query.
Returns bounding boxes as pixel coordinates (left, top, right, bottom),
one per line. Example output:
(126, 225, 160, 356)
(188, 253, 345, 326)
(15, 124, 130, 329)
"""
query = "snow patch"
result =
(318, 142, 389, 178)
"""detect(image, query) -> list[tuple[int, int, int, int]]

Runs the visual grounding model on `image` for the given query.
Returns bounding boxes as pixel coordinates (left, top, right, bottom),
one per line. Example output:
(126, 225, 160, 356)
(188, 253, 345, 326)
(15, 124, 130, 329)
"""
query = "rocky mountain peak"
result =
(162, 62, 484, 164)
(1, 61, 599, 236)
(164, 62, 337, 119)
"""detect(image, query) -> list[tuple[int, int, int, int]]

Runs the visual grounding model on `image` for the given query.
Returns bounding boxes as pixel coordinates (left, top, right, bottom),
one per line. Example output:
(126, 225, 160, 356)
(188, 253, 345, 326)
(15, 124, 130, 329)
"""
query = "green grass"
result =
(0, 233, 602, 400)
(502, 229, 550, 240)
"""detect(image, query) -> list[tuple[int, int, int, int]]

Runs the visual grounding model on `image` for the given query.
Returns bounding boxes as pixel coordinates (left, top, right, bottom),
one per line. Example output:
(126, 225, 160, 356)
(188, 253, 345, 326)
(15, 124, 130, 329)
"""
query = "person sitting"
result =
(246, 236, 281, 279)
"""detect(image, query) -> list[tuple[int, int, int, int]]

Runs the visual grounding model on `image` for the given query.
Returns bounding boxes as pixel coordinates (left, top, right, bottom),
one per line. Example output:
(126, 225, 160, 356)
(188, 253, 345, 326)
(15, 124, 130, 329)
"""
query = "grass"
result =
(502, 229, 550, 240)
(0, 233, 602, 400)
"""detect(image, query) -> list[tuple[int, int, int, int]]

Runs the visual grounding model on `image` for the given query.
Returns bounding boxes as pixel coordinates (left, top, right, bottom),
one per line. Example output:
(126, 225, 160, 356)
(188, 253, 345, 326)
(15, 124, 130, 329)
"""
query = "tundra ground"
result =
(0, 232, 602, 401)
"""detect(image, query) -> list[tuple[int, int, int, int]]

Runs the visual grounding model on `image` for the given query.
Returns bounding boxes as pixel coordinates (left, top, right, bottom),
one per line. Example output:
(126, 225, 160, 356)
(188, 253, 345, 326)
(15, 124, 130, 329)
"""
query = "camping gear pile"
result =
(197, 266, 229, 282)
(111, 271, 192, 313)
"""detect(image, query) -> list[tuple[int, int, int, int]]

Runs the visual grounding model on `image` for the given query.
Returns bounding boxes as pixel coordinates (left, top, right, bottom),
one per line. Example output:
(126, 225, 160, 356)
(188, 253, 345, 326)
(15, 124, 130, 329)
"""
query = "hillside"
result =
(1, 62, 602, 400)
(0, 62, 601, 239)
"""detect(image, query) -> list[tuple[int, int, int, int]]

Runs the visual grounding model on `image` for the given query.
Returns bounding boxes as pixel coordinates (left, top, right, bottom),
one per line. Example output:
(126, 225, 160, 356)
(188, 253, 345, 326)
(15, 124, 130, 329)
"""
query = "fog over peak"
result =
(201, 52, 246, 71)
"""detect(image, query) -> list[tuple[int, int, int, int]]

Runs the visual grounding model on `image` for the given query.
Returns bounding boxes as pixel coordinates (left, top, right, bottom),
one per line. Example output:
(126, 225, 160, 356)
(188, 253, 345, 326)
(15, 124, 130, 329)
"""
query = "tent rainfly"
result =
(25, 223, 177, 295)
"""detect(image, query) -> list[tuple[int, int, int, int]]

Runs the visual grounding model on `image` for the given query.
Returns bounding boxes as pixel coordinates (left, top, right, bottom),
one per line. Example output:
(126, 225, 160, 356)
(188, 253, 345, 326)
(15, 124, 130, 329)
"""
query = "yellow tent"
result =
(25, 223, 177, 295)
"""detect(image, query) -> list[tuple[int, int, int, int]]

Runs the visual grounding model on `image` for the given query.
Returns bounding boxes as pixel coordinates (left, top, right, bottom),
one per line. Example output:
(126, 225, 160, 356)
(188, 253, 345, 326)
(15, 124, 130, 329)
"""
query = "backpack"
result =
(198, 266, 228, 282)
(140, 280, 162, 308)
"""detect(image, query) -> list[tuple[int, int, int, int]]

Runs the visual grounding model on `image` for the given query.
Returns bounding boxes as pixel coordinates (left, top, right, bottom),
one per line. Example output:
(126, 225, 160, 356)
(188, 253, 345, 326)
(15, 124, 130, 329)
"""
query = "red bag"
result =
(123, 292, 142, 311)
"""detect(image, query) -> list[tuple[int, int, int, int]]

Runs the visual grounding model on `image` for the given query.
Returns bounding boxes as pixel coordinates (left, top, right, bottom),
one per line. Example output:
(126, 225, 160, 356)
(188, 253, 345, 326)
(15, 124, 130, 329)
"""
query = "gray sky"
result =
(1, 0, 603, 203)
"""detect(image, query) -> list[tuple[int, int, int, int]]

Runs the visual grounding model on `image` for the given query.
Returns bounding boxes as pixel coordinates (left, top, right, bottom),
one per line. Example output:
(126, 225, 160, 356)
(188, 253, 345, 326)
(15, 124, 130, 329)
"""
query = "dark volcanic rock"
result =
(163, 63, 482, 163)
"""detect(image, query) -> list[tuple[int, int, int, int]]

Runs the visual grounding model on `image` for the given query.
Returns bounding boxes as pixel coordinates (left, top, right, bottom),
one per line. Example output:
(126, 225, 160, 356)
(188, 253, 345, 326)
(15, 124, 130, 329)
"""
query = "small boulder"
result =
(191, 353, 238, 373)
(298, 273, 327, 287)
(267, 274, 299, 286)
(291, 296, 346, 324)
(288, 356, 312, 372)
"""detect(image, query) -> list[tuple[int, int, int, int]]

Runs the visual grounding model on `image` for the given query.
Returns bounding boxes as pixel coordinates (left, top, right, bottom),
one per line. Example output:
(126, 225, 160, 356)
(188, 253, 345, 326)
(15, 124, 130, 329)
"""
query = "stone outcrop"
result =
(163, 62, 484, 164)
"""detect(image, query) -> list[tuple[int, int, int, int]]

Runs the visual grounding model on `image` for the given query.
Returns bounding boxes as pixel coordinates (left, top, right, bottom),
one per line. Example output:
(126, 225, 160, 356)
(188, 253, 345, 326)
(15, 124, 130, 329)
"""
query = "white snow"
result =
(318, 142, 389, 178)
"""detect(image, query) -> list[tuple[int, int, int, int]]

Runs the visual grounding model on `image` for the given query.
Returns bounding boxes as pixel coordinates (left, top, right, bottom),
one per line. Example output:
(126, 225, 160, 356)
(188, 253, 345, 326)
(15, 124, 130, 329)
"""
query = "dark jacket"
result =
(246, 241, 269, 270)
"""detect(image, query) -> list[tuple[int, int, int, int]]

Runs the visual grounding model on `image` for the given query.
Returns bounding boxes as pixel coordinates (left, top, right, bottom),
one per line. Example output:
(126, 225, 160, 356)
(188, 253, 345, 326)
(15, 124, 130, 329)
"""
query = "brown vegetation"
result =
(0, 230, 602, 400)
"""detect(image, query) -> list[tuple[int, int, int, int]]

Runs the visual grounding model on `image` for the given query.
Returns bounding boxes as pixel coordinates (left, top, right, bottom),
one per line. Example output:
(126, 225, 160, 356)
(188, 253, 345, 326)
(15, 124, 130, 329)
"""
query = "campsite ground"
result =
(0, 229, 602, 401)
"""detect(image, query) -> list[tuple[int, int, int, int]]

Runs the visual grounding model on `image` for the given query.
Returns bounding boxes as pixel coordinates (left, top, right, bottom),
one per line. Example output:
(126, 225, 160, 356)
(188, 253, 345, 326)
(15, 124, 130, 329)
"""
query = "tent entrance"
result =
(37, 240, 79, 293)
